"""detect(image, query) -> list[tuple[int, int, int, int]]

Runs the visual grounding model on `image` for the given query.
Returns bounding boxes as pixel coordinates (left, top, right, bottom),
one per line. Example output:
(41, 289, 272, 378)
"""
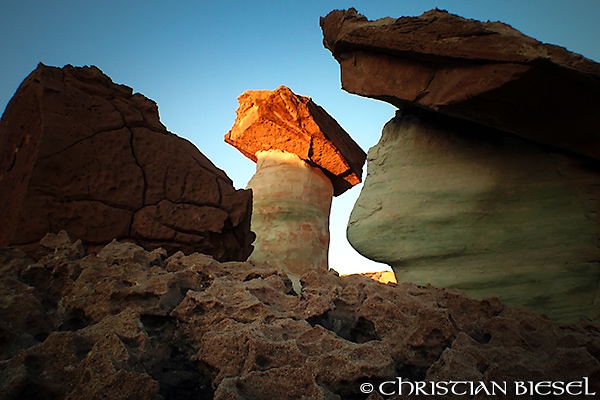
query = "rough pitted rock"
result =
(0, 63, 253, 261)
(348, 109, 600, 323)
(321, 8, 600, 160)
(1, 232, 599, 399)
(224, 85, 366, 196)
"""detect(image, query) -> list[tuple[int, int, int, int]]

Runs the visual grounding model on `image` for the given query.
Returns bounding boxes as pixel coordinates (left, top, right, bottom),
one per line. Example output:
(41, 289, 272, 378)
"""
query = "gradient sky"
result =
(2, 1, 599, 274)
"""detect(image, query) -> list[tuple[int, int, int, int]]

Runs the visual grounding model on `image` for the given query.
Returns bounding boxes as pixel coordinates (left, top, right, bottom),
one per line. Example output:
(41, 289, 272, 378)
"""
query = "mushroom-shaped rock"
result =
(321, 8, 600, 161)
(225, 86, 366, 290)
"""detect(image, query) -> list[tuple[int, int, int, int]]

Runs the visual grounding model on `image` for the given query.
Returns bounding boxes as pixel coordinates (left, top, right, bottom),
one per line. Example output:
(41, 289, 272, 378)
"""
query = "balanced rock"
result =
(0, 64, 253, 261)
(321, 8, 600, 160)
(225, 86, 365, 196)
(225, 86, 366, 290)
(348, 109, 600, 323)
(323, 8, 600, 323)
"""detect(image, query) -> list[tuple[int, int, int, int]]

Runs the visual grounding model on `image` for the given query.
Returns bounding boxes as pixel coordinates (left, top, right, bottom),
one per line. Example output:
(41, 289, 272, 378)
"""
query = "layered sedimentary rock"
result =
(322, 8, 600, 322)
(0, 64, 253, 261)
(1, 233, 599, 399)
(225, 86, 366, 289)
(245, 150, 333, 291)
(321, 8, 600, 161)
(348, 109, 600, 323)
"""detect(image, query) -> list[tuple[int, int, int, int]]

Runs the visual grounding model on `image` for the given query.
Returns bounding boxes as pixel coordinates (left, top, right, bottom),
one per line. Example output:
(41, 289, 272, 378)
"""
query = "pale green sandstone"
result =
(348, 109, 600, 323)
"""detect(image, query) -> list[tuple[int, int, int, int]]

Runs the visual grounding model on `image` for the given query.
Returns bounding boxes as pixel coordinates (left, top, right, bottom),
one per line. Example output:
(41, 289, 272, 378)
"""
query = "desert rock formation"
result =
(225, 86, 366, 289)
(348, 109, 600, 323)
(0, 64, 253, 261)
(225, 86, 365, 196)
(322, 9, 600, 323)
(321, 8, 600, 160)
(1, 233, 598, 399)
(245, 150, 333, 292)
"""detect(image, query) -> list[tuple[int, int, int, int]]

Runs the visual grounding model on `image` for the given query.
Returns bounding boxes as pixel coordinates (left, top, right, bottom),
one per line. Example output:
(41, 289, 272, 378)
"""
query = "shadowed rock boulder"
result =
(0, 63, 253, 261)
(321, 8, 600, 160)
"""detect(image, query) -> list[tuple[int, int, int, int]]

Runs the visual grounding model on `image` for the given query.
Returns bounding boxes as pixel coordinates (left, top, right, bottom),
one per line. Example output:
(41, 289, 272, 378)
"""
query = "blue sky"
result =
(2, 1, 599, 274)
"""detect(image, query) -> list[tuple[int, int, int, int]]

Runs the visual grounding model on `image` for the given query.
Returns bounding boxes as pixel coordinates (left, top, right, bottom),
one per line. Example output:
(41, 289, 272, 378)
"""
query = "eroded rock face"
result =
(0, 64, 253, 261)
(348, 110, 600, 323)
(1, 233, 599, 399)
(225, 85, 366, 196)
(320, 8, 600, 161)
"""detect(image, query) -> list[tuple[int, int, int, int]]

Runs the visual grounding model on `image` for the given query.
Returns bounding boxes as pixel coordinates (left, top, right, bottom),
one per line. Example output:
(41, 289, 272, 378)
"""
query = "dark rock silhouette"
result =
(0, 64, 253, 261)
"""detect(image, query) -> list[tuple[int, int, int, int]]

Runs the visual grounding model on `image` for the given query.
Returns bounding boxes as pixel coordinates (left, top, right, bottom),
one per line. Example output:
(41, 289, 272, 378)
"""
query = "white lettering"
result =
(473, 381, 491, 395)
(414, 381, 431, 395)
(435, 381, 449, 396)
(491, 381, 508, 395)
(535, 381, 551, 396)
(449, 381, 468, 396)
(551, 381, 565, 396)
(397, 377, 414, 396)
(584, 377, 596, 395)
(379, 380, 396, 396)
(368, 377, 596, 397)
(566, 380, 583, 396)
(515, 381, 528, 395)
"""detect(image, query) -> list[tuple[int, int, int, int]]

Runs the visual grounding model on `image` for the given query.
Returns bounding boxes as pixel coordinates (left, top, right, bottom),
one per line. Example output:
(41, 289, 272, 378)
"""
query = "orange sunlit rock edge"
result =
(224, 85, 366, 196)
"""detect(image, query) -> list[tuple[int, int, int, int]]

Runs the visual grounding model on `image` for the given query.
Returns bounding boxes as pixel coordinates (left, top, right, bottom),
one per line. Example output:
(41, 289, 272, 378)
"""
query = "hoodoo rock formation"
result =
(225, 86, 366, 290)
(0, 64, 253, 261)
(321, 9, 600, 322)
(1, 233, 599, 399)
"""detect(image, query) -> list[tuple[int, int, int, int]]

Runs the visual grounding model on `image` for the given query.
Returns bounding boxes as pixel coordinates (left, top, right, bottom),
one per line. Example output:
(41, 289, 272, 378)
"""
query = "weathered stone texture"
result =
(0, 64, 253, 261)
(246, 150, 333, 291)
(225, 86, 365, 289)
(348, 110, 600, 323)
(225, 85, 366, 196)
(1, 233, 599, 398)
(321, 8, 600, 161)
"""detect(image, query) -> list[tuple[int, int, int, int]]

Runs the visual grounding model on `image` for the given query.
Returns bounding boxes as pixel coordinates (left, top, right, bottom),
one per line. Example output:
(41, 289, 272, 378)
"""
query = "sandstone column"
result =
(225, 86, 366, 291)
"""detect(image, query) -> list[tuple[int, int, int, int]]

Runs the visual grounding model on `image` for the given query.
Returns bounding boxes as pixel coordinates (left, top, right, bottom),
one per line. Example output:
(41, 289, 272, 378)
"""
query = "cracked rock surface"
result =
(1, 232, 599, 399)
(320, 8, 600, 160)
(0, 64, 253, 261)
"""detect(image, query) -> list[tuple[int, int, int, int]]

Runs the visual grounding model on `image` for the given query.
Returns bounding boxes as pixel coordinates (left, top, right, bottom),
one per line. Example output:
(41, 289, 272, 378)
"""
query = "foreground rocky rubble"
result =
(1, 232, 598, 399)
